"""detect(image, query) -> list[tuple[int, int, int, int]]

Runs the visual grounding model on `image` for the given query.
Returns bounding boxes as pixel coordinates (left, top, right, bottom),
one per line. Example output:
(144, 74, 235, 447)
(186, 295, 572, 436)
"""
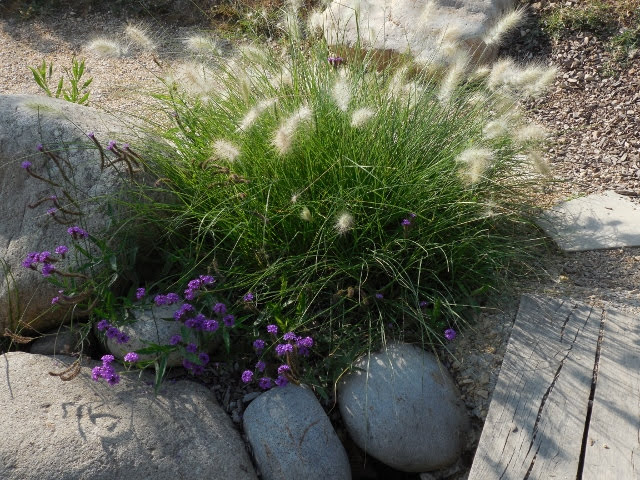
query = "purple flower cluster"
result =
(154, 292, 180, 305)
(124, 352, 139, 363)
(241, 327, 314, 390)
(92, 355, 120, 386)
(328, 55, 344, 67)
(135, 288, 146, 300)
(96, 319, 130, 344)
(184, 275, 215, 300)
(67, 226, 89, 240)
(444, 328, 457, 341)
(21, 248, 66, 277)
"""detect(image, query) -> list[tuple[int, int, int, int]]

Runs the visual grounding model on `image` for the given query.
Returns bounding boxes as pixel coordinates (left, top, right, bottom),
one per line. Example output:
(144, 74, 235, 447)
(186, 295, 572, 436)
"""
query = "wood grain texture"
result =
(468, 295, 602, 480)
(582, 305, 640, 479)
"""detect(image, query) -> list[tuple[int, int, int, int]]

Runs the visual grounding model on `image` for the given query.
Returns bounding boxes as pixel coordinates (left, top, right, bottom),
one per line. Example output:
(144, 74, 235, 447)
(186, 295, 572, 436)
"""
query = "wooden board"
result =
(582, 305, 640, 478)
(468, 295, 603, 480)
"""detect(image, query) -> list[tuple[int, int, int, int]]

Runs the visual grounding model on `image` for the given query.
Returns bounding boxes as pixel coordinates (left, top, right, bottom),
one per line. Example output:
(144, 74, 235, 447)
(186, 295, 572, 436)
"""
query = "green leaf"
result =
(222, 328, 230, 353)
(55, 77, 64, 98)
(154, 354, 168, 395)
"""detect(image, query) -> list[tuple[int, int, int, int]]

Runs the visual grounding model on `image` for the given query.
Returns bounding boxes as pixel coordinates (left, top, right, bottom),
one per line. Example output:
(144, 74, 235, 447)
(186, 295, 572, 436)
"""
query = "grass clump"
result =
(119, 9, 555, 389)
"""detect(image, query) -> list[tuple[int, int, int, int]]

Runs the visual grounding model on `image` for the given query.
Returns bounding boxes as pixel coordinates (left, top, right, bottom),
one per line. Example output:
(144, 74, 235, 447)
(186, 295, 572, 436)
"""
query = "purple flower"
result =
(96, 319, 110, 331)
(199, 275, 215, 285)
(241, 370, 254, 383)
(186, 343, 198, 353)
(106, 372, 121, 386)
(105, 326, 120, 339)
(213, 303, 227, 315)
(173, 303, 194, 321)
(21, 160, 32, 169)
(328, 56, 344, 67)
(87, 131, 95, 139)
(101, 354, 115, 364)
(51, 296, 60, 305)
(116, 332, 130, 344)
(375, 293, 384, 299)
(277, 364, 290, 375)
(169, 334, 182, 345)
(124, 352, 139, 362)
(267, 324, 278, 335)
(187, 278, 202, 290)
(256, 360, 266, 372)
(54, 245, 68, 256)
(46, 207, 57, 216)
(135, 288, 146, 300)
(296, 336, 314, 349)
(183, 359, 194, 370)
(37, 251, 52, 263)
(154, 294, 168, 306)
(198, 352, 210, 365)
(275, 375, 288, 387)
(36, 143, 43, 152)
(22, 252, 38, 269)
(41, 263, 56, 277)
(258, 377, 273, 390)
(253, 339, 265, 352)
(91, 366, 102, 381)
(107, 140, 117, 151)
(275, 343, 293, 356)
(184, 288, 196, 301)
(419, 300, 429, 308)
(444, 328, 457, 341)
(283, 331, 298, 341)
(67, 226, 88, 239)
(122, 143, 130, 150)
(243, 292, 254, 302)
(223, 314, 235, 327)
(203, 319, 219, 332)
(166, 292, 180, 304)
(401, 218, 411, 226)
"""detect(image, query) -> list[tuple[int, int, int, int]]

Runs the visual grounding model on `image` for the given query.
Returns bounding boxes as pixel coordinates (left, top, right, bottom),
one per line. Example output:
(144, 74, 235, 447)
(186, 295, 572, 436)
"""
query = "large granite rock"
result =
(0, 94, 144, 333)
(244, 384, 351, 480)
(339, 342, 470, 472)
(319, 0, 515, 64)
(0, 351, 257, 480)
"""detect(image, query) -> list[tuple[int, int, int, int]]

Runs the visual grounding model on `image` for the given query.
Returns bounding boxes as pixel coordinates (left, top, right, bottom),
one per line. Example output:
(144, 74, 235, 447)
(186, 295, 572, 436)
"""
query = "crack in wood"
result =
(576, 308, 606, 479)
(525, 305, 592, 460)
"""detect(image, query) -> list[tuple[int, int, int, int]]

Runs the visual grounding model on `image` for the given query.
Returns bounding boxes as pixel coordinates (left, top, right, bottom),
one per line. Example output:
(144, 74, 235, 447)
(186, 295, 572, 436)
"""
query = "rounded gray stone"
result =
(104, 304, 184, 366)
(29, 325, 89, 356)
(0, 94, 145, 333)
(243, 384, 351, 480)
(0, 351, 257, 480)
(338, 342, 470, 472)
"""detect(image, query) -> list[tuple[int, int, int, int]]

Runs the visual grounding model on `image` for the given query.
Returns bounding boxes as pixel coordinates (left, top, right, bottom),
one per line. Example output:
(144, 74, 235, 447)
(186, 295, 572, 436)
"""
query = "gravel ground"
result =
(2, 3, 639, 480)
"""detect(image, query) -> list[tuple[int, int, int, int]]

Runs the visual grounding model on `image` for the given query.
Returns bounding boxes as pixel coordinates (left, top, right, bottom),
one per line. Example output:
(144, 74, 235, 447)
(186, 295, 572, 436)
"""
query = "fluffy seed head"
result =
(300, 207, 312, 222)
(514, 123, 548, 143)
(438, 56, 467, 104)
(332, 71, 351, 112)
(184, 35, 219, 54)
(528, 150, 552, 177)
(173, 62, 216, 95)
(272, 105, 313, 155)
(124, 24, 155, 51)
(523, 66, 557, 97)
(238, 98, 277, 132)
(487, 58, 515, 91)
(86, 38, 126, 57)
(483, 6, 526, 46)
(483, 118, 509, 139)
(456, 147, 494, 185)
(307, 10, 325, 37)
(350, 108, 376, 128)
(213, 139, 241, 162)
(335, 211, 354, 235)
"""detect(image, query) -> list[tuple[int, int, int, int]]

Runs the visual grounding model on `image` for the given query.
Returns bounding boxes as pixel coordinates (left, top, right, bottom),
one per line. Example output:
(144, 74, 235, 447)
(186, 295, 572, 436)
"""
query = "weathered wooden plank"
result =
(582, 305, 640, 479)
(468, 295, 602, 480)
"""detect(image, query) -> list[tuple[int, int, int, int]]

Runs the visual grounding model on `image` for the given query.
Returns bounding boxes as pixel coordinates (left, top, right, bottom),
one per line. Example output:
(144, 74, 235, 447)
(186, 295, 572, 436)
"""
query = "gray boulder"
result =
(318, 0, 515, 64)
(338, 342, 470, 472)
(244, 384, 351, 480)
(0, 351, 257, 480)
(0, 94, 144, 333)
(29, 324, 90, 356)
(104, 304, 184, 366)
